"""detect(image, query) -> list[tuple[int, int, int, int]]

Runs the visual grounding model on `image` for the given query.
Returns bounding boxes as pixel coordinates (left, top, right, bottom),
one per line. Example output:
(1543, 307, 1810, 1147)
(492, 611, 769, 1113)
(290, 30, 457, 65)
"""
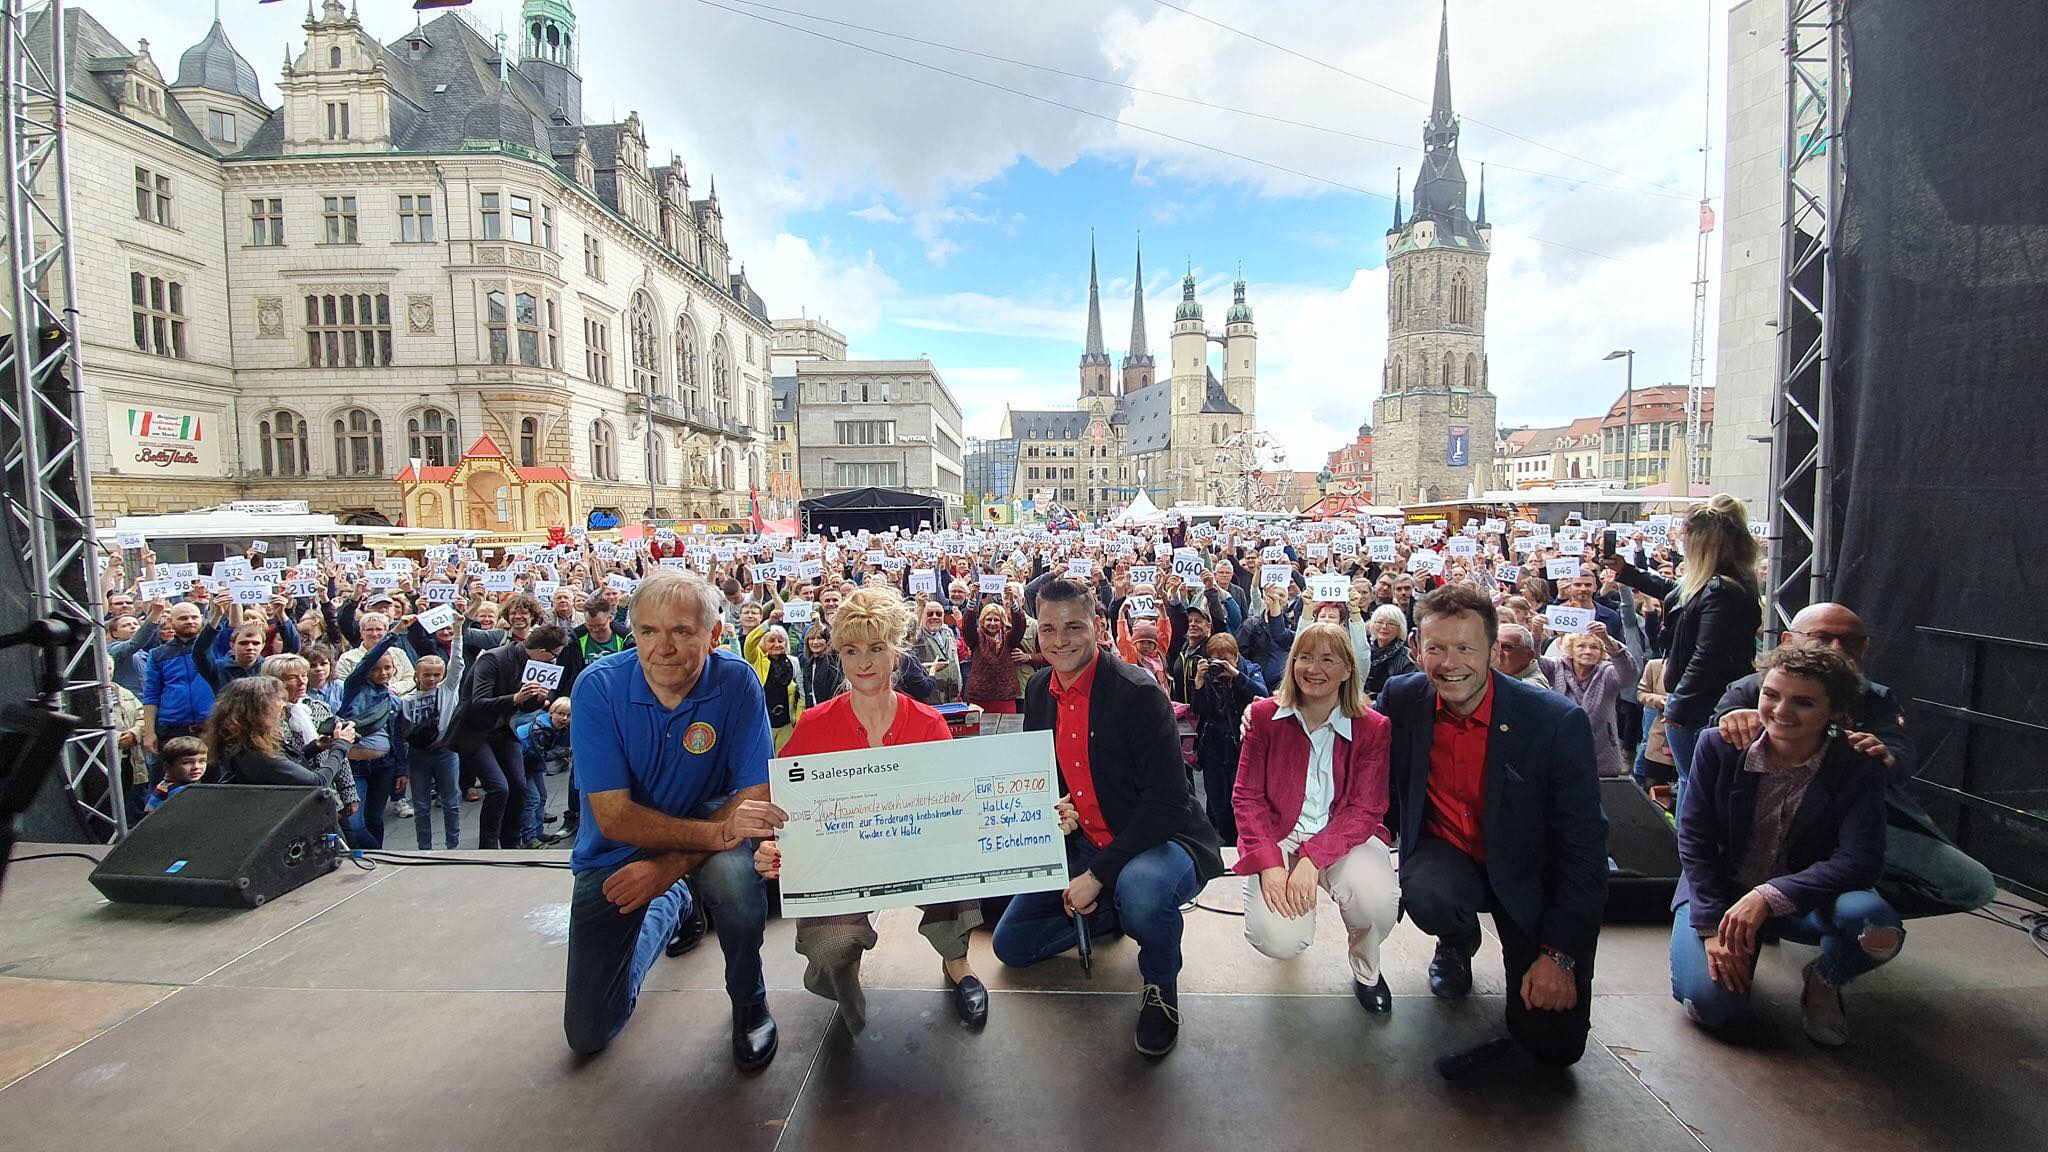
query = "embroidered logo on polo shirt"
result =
(683, 721, 716, 754)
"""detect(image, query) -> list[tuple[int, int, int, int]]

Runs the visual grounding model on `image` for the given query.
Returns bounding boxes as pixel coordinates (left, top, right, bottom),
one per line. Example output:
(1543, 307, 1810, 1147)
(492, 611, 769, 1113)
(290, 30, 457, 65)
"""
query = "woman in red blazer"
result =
(1232, 622, 1400, 1013)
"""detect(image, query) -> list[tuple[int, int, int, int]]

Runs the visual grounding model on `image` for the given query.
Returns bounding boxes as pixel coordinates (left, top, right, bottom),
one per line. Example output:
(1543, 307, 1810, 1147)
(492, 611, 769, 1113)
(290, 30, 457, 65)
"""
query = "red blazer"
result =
(1231, 697, 1392, 874)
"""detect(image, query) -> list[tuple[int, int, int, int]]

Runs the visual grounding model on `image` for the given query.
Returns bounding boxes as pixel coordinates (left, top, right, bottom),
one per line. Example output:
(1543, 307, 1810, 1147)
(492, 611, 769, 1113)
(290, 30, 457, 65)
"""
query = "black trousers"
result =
(1401, 836, 1596, 1068)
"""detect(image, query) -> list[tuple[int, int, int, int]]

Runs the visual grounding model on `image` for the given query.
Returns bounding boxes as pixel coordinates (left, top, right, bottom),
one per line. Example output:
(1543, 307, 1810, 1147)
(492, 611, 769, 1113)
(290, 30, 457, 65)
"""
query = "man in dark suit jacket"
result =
(456, 625, 566, 849)
(1377, 585, 1608, 1075)
(991, 578, 1225, 1058)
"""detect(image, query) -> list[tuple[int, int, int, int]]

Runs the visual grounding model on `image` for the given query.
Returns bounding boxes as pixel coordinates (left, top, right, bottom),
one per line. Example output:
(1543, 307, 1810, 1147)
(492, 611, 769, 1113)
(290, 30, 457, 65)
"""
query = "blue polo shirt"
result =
(569, 646, 771, 873)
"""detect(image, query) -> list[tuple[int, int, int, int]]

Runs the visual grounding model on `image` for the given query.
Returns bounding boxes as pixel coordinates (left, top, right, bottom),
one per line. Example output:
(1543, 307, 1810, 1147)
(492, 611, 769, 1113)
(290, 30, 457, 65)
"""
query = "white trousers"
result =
(1242, 835, 1399, 984)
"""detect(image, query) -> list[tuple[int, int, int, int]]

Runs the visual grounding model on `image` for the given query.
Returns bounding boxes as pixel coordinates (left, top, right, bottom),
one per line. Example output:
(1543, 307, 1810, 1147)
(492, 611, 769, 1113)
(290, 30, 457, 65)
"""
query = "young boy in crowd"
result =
(144, 736, 208, 814)
(516, 697, 572, 848)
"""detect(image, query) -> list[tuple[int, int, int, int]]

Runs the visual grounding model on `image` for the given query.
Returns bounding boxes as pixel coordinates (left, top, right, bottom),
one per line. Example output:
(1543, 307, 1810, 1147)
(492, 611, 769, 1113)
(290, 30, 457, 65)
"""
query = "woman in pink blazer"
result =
(1232, 622, 1400, 1014)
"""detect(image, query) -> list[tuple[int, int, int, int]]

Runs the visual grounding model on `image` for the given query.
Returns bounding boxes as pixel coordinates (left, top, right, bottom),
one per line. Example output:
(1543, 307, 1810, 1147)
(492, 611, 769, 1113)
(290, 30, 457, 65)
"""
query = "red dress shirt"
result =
(780, 690, 951, 756)
(1048, 654, 1113, 848)
(1423, 681, 1493, 862)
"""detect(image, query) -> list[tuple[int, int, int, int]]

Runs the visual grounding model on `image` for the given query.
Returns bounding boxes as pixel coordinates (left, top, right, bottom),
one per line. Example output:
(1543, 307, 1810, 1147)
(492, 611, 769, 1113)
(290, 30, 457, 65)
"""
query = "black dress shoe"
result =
(665, 882, 707, 958)
(732, 1001, 777, 1071)
(1428, 941, 1473, 1000)
(1354, 975, 1392, 1014)
(1436, 1036, 1516, 1081)
(946, 971, 989, 1029)
(1134, 984, 1180, 1058)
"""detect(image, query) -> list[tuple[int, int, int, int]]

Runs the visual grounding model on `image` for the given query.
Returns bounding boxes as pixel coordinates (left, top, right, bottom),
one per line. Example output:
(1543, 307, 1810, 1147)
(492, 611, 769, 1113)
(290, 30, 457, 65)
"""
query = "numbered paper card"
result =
(483, 571, 515, 592)
(1547, 606, 1596, 633)
(521, 661, 565, 692)
(909, 570, 939, 595)
(781, 600, 815, 624)
(1366, 537, 1399, 562)
(1545, 558, 1582, 580)
(1172, 549, 1206, 581)
(979, 573, 1008, 595)
(1128, 565, 1158, 587)
(1310, 574, 1349, 603)
(1126, 594, 1158, 618)
(1407, 550, 1444, 575)
(416, 604, 457, 634)
(286, 579, 318, 599)
(1446, 537, 1479, 558)
(1259, 564, 1293, 588)
(1495, 563, 1522, 585)
(115, 531, 145, 550)
(229, 581, 270, 605)
(1066, 557, 1094, 578)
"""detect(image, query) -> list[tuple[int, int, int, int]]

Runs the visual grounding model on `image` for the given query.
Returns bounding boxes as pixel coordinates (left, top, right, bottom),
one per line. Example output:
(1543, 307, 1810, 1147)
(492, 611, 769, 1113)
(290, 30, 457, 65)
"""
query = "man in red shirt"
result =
(1377, 584, 1608, 1077)
(990, 579, 1225, 1058)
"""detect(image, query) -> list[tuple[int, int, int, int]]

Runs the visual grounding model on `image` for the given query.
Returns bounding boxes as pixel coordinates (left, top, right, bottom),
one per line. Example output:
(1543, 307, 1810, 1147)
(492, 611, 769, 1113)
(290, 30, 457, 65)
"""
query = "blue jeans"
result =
(1670, 891, 1904, 1027)
(992, 837, 1199, 987)
(408, 747, 461, 850)
(1665, 721, 1701, 806)
(562, 844, 768, 1056)
(520, 754, 548, 845)
(347, 758, 401, 849)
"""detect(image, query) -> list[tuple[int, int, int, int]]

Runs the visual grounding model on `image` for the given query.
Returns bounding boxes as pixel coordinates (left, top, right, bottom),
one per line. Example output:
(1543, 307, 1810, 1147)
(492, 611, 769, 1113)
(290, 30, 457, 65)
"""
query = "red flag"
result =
(1699, 202, 1716, 234)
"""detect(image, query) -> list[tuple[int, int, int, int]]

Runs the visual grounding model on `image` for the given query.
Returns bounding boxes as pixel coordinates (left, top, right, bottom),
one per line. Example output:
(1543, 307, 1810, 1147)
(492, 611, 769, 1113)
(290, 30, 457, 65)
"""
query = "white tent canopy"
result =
(1113, 490, 1168, 525)
(109, 502, 483, 543)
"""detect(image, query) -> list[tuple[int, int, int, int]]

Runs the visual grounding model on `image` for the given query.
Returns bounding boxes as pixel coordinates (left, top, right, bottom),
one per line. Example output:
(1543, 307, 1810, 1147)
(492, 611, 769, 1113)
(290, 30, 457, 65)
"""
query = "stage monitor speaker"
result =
(90, 785, 343, 909)
(1602, 777, 1679, 919)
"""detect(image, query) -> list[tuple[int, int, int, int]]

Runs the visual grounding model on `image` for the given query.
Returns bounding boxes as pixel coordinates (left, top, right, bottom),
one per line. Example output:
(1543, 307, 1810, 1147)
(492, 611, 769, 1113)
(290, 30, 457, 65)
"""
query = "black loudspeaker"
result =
(1602, 777, 1680, 919)
(90, 785, 343, 909)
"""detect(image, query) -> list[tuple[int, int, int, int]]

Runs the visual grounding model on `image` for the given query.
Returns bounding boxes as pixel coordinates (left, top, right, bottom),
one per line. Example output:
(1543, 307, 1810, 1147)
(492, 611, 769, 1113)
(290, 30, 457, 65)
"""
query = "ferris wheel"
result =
(1213, 430, 1291, 512)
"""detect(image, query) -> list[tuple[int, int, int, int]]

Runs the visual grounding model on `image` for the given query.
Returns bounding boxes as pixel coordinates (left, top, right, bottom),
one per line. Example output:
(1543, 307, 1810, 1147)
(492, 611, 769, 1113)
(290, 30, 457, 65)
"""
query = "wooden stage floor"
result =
(2, 845, 2044, 1152)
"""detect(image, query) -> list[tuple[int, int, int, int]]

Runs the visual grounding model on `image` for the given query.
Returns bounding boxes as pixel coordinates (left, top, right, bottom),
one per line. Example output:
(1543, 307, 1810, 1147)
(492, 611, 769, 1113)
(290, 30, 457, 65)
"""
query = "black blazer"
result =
(1377, 669, 1609, 960)
(460, 642, 536, 733)
(1024, 650, 1225, 890)
(1616, 566, 1761, 731)
(1674, 729, 1887, 932)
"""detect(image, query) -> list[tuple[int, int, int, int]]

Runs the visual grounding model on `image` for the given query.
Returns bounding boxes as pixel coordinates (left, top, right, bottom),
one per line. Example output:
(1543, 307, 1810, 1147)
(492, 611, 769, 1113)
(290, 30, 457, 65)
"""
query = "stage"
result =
(2, 845, 2044, 1152)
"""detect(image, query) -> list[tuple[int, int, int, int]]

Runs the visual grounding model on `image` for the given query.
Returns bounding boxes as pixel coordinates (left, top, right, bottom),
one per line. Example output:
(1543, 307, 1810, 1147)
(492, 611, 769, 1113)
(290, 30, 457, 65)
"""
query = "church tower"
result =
(1079, 234, 1113, 400)
(1121, 239, 1155, 394)
(1372, 3, 1496, 505)
(1223, 268, 1256, 423)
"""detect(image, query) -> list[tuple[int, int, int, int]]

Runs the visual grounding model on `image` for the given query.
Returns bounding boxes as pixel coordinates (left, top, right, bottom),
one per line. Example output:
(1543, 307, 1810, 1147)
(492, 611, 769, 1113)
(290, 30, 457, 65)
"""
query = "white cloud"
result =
(849, 203, 904, 224)
(737, 233, 900, 343)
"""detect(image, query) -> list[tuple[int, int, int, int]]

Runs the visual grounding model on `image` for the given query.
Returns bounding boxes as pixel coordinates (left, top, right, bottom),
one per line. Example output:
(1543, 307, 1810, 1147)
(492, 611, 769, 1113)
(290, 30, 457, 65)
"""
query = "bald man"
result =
(1710, 603, 1997, 919)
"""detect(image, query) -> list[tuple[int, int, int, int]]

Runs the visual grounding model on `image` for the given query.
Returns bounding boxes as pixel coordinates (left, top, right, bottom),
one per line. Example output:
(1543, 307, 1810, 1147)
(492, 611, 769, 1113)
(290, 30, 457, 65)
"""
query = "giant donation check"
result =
(769, 729, 1068, 918)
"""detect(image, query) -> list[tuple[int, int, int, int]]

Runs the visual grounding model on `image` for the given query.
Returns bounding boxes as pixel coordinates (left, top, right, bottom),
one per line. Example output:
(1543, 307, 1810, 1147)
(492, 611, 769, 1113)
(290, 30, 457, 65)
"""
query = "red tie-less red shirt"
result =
(1048, 654, 1113, 849)
(1423, 679, 1494, 862)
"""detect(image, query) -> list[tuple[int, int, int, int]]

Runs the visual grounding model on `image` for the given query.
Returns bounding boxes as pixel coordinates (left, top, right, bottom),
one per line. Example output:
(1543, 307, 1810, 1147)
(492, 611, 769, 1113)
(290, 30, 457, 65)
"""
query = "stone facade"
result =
(42, 3, 773, 530)
(794, 360, 964, 522)
(1369, 8, 1497, 506)
(1001, 240, 1256, 519)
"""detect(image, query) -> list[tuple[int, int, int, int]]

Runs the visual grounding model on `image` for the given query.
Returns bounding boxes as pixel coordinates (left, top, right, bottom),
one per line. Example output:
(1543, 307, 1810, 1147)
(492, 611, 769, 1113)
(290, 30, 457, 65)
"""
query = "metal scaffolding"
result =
(1766, 0, 1844, 635)
(1, 0, 121, 838)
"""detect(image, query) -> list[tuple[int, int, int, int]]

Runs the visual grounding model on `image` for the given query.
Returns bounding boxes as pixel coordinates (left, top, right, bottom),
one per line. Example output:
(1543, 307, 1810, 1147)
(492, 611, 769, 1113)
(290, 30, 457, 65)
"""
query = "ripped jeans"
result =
(1670, 890, 1904, 1027)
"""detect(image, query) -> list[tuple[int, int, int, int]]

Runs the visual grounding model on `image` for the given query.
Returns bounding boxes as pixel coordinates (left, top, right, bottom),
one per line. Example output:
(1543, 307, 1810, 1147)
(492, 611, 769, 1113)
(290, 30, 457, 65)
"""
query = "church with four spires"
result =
(997, 240, 1257, 518)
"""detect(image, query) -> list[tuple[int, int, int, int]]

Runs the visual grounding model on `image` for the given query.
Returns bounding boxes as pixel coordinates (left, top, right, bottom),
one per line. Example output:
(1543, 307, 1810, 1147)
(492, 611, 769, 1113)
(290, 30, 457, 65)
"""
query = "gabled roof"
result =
(397, 435, 574, 483)
(1200, 366, 1242, 414)
(30, 8, 211, 153)
(1010, 410, 1088, 440)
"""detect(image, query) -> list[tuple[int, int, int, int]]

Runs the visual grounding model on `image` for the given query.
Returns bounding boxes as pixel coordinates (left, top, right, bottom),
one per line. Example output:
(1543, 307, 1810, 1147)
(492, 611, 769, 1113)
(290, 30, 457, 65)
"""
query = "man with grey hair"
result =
(1493, 623, 1546, 686)
(563, 568, 780, 1070)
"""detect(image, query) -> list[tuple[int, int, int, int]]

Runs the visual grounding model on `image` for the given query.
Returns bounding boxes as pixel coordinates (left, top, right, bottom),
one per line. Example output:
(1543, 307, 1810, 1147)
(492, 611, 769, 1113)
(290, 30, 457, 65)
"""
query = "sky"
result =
(93, 0, 1731, 471)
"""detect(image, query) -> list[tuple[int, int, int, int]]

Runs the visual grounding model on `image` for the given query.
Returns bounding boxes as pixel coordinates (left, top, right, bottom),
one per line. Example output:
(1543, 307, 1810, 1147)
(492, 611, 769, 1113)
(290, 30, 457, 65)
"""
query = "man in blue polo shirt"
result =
(564, 569, 781, 1069)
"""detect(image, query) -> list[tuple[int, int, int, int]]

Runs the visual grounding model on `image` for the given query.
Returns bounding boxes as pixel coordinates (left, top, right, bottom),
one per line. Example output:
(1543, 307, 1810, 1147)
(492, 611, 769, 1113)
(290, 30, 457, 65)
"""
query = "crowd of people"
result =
(98, 490, 1998, 1073)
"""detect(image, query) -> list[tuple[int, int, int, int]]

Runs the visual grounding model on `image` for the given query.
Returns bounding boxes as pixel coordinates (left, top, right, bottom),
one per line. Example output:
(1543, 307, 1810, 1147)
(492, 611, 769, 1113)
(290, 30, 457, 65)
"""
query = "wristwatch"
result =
(1540, 945, 1576, 974)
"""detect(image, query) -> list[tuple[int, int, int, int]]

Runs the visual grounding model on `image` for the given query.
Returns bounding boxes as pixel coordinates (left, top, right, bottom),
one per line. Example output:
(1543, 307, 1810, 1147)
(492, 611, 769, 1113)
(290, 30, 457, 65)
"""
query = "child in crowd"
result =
(402, 652, 464, 850)
(144, 736, 208, 814)
(516, 698, 572, 848)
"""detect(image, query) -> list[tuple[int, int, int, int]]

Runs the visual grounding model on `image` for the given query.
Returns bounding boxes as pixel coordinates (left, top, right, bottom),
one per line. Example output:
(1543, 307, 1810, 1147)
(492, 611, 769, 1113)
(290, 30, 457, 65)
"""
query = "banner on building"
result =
(107, 401, 221, 476)
(1447, 426, 1470, 468)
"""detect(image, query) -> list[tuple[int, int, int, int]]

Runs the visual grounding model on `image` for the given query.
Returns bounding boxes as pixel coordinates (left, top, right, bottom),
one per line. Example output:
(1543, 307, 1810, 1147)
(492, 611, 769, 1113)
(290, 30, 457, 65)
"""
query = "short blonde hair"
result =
(831, 584, 912, 653)
(1273, 622, 1366, 717)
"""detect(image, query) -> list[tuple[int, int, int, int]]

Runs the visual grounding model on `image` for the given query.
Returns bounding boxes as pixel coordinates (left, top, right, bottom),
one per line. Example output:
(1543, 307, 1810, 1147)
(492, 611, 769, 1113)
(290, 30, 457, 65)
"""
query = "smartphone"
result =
(1602, 528, 1618, 557)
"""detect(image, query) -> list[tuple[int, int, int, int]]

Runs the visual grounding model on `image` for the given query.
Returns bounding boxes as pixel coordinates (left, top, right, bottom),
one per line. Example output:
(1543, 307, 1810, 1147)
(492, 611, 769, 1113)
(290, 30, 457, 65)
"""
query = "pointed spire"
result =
(1126, 233, 1149, 360)
(1083, 231, 1106, 358)
(1393, 167, 1403, 229)
(1476, 162, 1487, 225)
(1429, 0, 1454, 129)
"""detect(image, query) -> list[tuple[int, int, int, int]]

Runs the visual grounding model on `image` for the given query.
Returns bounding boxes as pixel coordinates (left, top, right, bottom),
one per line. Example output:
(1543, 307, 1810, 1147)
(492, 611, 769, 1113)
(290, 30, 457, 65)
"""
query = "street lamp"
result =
(1603, 349, 1634, 488)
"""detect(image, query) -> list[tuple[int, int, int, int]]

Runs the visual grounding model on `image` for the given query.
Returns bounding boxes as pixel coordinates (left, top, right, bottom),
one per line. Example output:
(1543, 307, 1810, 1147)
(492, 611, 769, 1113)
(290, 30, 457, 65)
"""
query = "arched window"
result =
(711, 335, 732, 420)
(674, 315, 698, 408)
(329, 46, 341, 69)
(590, 419, 616, 480)
(1463, 353, 1477, 391)
(1392, 358, 1403, 391)
(259, 409, 307, 477)
(1449, 272, 1470, 325)
(518, 416, 538, 467)
(1440, 356, 1451, 390)
(651, 435, 667, 486)
(629, 290, 660, 395)
(332, 407, 383, 476)
(407, 407, 457, 467)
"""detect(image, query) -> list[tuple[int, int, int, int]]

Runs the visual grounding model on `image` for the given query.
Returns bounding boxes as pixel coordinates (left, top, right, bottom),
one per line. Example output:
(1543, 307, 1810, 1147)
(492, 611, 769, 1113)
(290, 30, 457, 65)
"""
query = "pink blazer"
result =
(1230, 697, 1393, 874)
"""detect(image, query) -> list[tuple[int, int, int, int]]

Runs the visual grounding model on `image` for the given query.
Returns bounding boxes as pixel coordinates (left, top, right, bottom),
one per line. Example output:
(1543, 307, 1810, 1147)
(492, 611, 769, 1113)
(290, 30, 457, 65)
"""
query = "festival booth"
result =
(1111, 489, 1169, 526)
(1400, 486, 1702, 532)
(107, 502, 482, 564)
(800, 486, 944, 536)
(396, 435, 576, 535)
